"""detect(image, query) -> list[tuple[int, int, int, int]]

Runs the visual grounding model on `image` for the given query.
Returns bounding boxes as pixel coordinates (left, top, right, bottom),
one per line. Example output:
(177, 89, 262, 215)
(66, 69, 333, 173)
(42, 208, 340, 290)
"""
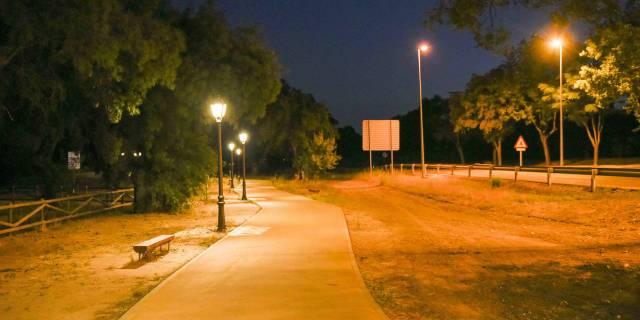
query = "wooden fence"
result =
(0, 188, 134, 235)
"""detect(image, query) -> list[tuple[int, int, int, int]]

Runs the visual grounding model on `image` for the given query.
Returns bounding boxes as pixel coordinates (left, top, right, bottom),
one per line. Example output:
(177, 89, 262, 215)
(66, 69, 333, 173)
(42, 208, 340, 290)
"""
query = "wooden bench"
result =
(133, 234, 174, 260)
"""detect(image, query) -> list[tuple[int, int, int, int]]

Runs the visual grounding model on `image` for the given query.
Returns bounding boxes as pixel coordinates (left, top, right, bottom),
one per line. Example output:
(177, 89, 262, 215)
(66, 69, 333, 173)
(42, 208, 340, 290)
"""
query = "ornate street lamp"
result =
(210, 101, 227, 232)
(239, 132, 248, 200)
(227, 142, 236, 188)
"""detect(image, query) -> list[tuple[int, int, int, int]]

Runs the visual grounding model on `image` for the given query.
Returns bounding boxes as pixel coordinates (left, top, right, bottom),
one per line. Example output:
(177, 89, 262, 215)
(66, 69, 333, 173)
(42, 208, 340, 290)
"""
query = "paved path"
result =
(121, 180, 386, 320)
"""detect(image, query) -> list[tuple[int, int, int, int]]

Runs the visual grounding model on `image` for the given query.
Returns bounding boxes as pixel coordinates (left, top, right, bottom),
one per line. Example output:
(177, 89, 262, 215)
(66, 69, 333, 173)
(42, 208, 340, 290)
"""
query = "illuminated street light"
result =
(417, 42, 430, 177)
(239, 132, 248, 200)
(210, 101, 227, 232)
(549, 37, 564, 166)
(228, 142, 236, 188)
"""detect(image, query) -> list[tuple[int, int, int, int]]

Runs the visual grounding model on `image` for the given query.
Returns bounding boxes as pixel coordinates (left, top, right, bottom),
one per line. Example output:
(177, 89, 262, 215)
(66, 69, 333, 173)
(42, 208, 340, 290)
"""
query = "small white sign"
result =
(68, 151, 81, 170)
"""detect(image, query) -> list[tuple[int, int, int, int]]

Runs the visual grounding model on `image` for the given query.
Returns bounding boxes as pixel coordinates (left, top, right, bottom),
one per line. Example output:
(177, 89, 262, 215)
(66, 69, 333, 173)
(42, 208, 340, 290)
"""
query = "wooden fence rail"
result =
(0, 188, 134, 235)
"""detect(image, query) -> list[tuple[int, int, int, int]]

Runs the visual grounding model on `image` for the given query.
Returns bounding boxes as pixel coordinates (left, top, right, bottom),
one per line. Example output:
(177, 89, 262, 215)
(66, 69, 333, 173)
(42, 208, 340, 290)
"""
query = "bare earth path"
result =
(275, 175, 640, 319)
(120, 180, 386, 320)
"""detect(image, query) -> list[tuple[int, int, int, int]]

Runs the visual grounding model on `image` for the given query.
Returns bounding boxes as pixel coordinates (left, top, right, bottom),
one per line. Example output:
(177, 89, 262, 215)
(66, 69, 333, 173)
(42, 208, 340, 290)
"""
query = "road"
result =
(401, 166, 640, 190)
(120, 180, 386, 320)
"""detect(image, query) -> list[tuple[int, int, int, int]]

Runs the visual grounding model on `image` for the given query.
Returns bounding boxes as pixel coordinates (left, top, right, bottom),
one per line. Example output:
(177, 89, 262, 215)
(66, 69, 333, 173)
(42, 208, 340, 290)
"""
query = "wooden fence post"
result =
(590, 169, 598, 192)
(40, 199, 47, 232)
(9, 186, 15, 225)
(547, 167, 553, 186)
(468, 165, 472, 177)
(514, 166, 519, 182)
(451, 165, 455, 175)
(436, 164, 441, 174)
(489, 165, 493, 179)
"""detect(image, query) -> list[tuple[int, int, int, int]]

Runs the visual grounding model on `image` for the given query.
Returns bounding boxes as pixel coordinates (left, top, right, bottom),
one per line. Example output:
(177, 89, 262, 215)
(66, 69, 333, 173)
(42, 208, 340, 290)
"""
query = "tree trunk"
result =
(491, 140, 503, 165)
(455, 134, 465, 164)
(583, 113, 603, 167)
(538, 133, 551, 166)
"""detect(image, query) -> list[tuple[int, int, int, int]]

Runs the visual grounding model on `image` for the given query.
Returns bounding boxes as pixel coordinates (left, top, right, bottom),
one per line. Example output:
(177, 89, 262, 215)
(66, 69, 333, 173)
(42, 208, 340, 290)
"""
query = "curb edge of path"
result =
(338, 206, 390, 320)
(119, 196, 264, 320)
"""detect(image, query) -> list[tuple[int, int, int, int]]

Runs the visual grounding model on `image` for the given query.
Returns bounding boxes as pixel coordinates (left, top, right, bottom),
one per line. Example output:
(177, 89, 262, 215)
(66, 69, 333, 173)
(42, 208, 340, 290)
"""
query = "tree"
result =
(425, 0, 632, 53)
(254, 81, 339, 178)
(99, 2, 282, 211)
(578, 24, 640, 124)
(447, 93, 467, 164)
(509, 37, 563, 165)
(0, 0, 184, 194)
(457, 66, 526, 165)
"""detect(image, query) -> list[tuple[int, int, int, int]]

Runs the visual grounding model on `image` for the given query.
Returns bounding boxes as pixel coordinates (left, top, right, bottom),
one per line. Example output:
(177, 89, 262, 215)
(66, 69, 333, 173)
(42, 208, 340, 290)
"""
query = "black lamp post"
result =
(227, 142, 235, 189)
(211, 102, 227, 232)
(239, 132, 248, 200)
(235, 148, 242, 187)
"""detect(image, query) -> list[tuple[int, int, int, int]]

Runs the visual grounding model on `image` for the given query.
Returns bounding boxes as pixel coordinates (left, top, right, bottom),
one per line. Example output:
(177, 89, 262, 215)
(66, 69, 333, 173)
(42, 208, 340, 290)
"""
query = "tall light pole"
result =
(211, 102, 227, 232)
(239, 132, 248, 200)
(417, 43, 430, 177)
(550, 37, 564, 166)
(227, 142, 236, 188)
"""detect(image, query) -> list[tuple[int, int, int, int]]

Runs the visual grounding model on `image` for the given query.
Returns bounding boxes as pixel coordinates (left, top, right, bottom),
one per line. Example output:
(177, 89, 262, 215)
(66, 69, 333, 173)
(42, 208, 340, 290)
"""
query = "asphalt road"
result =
(420, 167, 640, 190)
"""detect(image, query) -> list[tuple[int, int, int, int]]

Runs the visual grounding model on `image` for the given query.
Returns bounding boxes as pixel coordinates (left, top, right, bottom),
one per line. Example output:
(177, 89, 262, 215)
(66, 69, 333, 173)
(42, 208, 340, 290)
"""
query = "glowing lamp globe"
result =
(228, 142, 236, 151)
(210, 102, 227, 122)
(550, 38, 563, 48)
(418, 43, 430, 53)
(236, 149, 242, 155)
(239, 132, 248, 144)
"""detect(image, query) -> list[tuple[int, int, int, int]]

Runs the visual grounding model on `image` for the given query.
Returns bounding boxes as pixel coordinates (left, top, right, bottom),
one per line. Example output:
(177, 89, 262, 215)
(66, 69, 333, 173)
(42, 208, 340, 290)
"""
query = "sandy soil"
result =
(275, 174, 640, 319)
(0, 189, 259, 320)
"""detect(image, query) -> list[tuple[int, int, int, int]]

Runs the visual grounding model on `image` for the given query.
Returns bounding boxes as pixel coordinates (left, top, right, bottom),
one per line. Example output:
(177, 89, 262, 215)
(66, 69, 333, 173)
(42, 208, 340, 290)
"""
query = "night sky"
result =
(177, 1, 548, 129)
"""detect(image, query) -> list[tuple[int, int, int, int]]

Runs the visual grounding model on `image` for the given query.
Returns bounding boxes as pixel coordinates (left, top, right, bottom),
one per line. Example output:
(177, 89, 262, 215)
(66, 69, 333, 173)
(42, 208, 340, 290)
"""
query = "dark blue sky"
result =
(177, 1, 548, 128)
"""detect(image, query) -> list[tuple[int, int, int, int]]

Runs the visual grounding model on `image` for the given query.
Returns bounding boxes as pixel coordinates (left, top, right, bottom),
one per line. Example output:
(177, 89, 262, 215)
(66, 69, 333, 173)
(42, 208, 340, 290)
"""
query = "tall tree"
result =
(458, 66, 526, 165)
(0, 0, 184, 193)
(98, 2, 281, 211)
(254, 81, 339, 178)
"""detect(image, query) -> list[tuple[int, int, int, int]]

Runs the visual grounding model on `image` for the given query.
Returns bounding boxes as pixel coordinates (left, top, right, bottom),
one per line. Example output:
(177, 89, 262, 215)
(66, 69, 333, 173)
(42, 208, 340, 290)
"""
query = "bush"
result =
(490, 178, 502, 188)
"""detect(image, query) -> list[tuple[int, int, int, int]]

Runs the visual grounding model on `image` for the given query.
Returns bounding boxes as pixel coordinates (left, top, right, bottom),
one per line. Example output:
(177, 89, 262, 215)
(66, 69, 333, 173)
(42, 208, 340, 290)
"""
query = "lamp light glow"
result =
(228, 142, 236, 151)
(550, 38, 563, 48)
(239, 132, 248, 144)
(235, 149, 242, 155)
(210, 102, 227, 122)
(418, 43, 430, 53)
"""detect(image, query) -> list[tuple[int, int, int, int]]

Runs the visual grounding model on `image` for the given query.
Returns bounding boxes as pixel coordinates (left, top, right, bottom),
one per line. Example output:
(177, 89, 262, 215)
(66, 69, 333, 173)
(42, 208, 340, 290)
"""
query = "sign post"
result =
(362, 120, 400, 175)
(513, 135, 528, 167)
(67, 151, 81, 194)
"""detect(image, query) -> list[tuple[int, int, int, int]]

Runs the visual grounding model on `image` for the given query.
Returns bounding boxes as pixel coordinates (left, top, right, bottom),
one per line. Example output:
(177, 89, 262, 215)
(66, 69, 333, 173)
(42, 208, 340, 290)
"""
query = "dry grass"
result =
(0, 190, 259, 320)
(274, 173, 640, 319)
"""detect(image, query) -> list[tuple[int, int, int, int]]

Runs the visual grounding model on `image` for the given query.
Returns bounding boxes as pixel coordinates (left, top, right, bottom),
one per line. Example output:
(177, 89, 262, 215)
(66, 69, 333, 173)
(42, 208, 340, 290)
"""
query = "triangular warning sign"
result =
(514, 135, 528, 151)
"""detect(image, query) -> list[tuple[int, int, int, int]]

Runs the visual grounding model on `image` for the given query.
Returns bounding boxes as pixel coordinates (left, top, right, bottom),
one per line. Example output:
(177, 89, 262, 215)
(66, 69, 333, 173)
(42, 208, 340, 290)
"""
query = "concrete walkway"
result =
(121, 180, 386, 320)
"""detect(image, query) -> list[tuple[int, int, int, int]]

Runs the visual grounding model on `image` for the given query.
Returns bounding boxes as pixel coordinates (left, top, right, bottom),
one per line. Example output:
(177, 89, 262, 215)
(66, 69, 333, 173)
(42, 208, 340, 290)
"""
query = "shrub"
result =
(490, 178, 502, 188)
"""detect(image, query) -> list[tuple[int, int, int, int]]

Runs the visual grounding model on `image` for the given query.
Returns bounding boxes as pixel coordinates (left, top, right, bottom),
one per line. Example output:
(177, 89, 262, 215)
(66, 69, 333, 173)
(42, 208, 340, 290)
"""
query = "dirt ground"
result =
(0, 187, 259, 320)
(275, 173, 640, 320)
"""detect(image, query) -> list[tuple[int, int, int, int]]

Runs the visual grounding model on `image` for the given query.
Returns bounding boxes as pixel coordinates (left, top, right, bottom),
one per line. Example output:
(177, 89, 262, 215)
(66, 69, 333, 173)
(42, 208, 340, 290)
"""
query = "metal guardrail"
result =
(383, 163, 640, 192)
(0, 188, 134, 235)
